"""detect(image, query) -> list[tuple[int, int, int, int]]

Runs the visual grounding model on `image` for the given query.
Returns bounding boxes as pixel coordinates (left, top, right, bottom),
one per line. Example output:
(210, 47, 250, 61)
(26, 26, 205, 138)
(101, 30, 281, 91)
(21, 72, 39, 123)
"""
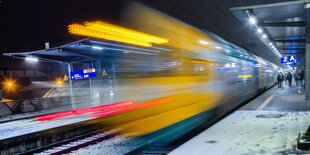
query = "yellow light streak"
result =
(191, 60, 209, 64)
(238, 75, 252, 78)
(68, 21, 169, 46)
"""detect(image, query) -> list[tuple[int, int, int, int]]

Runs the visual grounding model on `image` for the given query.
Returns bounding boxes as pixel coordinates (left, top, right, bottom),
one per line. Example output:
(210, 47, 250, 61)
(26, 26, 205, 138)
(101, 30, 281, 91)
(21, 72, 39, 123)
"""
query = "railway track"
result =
(21, 129, 118, 155)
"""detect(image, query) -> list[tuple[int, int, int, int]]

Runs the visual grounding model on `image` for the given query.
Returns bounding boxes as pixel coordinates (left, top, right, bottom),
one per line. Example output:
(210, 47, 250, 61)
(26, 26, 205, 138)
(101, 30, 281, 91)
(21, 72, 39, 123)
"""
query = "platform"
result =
(170, 85, 310, 154)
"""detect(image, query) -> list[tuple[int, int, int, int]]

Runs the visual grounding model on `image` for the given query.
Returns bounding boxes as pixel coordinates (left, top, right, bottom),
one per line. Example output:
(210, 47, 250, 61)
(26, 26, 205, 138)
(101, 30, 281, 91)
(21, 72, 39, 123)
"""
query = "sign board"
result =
(281, 56, 296, 63)
(102, 69, 107, 76)
(70, 68, 96, 80)
(63, 75, 69, 81)
(286, 62, 296, 65)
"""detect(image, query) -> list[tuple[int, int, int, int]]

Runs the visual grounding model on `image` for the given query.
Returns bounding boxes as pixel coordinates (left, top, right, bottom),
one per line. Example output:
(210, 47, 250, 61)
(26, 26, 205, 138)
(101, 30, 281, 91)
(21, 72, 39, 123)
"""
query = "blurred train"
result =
(37, 2, 281, 152)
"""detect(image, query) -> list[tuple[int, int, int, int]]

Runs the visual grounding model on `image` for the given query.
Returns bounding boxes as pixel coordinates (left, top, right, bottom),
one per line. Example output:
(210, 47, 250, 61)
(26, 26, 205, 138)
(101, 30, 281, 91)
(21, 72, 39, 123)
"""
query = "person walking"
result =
(277, 72, 283, 88)
(287, 72, 292, 87)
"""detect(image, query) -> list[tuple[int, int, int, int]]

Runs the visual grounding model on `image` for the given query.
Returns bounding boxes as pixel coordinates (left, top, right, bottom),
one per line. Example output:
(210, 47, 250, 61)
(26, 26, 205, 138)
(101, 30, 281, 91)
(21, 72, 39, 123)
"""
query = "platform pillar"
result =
(68, 63, 76, 109)
(305, 3, 310, 99)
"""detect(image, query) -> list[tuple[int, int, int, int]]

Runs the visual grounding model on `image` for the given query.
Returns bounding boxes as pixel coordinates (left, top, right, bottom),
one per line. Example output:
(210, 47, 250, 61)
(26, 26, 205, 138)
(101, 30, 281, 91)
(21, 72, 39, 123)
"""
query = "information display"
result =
(281, 56, 296, 63)
(70, 68, 96, 80)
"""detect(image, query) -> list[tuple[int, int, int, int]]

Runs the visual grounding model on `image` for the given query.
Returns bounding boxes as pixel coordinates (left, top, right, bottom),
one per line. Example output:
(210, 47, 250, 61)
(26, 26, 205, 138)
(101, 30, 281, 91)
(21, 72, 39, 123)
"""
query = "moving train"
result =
(36, 2, 280, 153)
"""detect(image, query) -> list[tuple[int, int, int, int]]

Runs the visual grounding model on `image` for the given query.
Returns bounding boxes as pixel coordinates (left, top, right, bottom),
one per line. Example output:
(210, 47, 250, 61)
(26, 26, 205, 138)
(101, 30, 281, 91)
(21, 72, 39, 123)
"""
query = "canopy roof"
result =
(3, 38, 169, 63)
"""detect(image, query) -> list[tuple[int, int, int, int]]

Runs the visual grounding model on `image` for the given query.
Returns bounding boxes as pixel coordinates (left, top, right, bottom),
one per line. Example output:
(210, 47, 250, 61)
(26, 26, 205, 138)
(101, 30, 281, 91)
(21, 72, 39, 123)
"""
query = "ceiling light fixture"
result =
(249, 17, 256, 24)
(262, 34, 267, 38)
(257, 28, 262, 33)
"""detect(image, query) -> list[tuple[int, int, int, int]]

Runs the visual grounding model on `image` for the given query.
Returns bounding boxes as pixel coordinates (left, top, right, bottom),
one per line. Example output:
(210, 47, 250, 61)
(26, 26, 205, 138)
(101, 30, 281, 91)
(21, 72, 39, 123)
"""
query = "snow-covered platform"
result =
(170, 86, 310, 154)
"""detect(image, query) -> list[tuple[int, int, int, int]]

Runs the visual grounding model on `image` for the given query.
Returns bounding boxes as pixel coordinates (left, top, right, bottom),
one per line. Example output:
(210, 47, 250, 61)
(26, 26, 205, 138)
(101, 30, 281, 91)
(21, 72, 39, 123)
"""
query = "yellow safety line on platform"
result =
(256, 88, 279, 111)
(42, 88, 54, 98)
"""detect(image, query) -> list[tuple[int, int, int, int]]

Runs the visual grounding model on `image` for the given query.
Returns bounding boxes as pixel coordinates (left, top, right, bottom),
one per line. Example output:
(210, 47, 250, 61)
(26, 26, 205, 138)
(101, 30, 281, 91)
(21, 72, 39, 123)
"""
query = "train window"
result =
(114, 53, 181, 78)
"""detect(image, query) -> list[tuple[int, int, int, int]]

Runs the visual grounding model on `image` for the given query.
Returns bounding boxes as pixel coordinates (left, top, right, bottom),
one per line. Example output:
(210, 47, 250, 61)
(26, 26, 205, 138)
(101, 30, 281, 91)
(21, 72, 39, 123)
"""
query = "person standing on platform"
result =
(287, 72, 292, 87)
(294, 71, 298, 86)
(281, 72, 284, 86)
(277, 72, 283, 88)
(299, 69, 305, 88)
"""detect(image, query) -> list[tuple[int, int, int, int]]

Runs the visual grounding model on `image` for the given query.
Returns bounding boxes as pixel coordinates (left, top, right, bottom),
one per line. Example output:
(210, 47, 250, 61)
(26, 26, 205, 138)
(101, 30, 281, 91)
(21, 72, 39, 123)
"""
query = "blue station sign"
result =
(70, 68, 96, 80)
(281, 56, 296, 64)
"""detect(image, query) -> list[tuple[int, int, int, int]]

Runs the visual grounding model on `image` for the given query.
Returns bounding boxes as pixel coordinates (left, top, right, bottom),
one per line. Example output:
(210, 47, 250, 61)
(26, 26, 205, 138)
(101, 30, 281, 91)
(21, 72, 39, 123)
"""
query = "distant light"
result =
(110, 92, 114, 96)
(249, 17, 256, 24)
(92, 46, 103, 50)
(240, 55, 243, 56)
(262, 34, 267, 38)
(225, 50, 231, 52)
(3, 79, 15, 90)
(269, 43, 273, 46)
(225, 63, 231, 68)
(215, 46, 222, 49)
(57, 80, 63, 85)
(25, 57, 39, 62)
(257, 28, 262, 33)
(198, 40, 208, 45)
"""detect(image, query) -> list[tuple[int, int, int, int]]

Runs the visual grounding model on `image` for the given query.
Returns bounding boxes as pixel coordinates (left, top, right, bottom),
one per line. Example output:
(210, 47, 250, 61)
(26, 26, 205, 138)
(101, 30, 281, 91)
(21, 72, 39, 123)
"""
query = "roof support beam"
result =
(274, 39, 305, 43)
(262, 21, 305, 27)
(279, 47, 305, 50)
(280, 52, 304, 55)
(60, 48, 97, 59)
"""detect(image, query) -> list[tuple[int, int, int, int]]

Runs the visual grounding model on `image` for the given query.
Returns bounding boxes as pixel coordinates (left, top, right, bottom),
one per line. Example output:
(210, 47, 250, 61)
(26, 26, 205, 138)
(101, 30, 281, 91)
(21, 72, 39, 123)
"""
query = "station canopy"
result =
(230, 0, 307, 57)
(3, 38, 168, 63)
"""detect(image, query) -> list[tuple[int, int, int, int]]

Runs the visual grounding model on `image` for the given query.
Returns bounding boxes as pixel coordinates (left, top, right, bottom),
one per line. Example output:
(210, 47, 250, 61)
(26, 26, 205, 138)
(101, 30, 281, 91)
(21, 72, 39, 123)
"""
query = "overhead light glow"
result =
(25, 57, 39, 62)
(68, 21, 169, 47)
(198, 40, 208, 45)
(215, 46, 222, 49)
(257, 28, 262, 33)
(262, 34, 267, 38)
(225, 50, 231, 52)
(249, 17, 256, 24)
(269, 43, 273, 46)
(92, 46, 103, 50)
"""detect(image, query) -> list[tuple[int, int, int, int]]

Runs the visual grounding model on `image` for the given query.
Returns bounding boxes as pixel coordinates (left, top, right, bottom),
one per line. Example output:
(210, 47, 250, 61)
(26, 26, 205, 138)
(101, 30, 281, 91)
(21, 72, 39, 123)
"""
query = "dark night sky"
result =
(0, 0, 128, 70)
(1, 0, 293, 70)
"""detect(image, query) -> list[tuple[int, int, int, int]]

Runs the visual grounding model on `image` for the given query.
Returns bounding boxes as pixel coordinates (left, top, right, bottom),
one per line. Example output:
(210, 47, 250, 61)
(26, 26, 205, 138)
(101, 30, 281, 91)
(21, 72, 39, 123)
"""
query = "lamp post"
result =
(0, 75, 4, 102)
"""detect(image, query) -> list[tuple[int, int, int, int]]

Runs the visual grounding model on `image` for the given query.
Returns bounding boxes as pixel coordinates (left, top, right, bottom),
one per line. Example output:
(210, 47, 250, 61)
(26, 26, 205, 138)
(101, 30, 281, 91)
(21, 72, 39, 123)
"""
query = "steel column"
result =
(68, 63, 76, 109)
(305, 3, 310, 99)
(89, 60, 94, 106)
